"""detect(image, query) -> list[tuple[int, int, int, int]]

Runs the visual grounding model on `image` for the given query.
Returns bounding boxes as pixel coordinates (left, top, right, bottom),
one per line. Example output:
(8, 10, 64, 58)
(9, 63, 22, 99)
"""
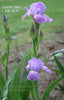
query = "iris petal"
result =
(43, 66, 52, 74)
(30, 2, 46, 15)
(27, 71, 39, 81)
(26, 65, 30, 71)
(43, 14, 53, 23)
(34, 14, 45, 24)
(24, 7, 29, 12)
(28, 57, 44, 72)
(22, 12, 31, 20)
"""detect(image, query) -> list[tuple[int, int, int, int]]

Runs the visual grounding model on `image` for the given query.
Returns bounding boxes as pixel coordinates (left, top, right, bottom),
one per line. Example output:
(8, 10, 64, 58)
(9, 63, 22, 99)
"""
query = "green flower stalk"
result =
(3, 14, 8, 33)
(2, 14, 12, 81)
(22, 2, 53, 57)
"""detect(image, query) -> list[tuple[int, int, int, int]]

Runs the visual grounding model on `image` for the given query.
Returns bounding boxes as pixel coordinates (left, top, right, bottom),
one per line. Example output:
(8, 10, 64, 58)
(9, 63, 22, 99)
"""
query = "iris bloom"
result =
(22, 2, 53, 24)
(26, 57, 52, 81)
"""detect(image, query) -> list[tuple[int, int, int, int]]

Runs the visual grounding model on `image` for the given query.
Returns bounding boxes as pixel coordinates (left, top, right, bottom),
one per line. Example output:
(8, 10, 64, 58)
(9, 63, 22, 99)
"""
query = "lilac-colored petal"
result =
(22, 12, 31, 20)
(28, 57, 44, 72)
(3, 14, 7, 22)
(27, 71, 39, 81)
(24, 7, 29, 12)
(30, 2, 46, 15)
(26, 65, 30, 71)
(34, 14, 45, 24)
(43, 14, 53, 23)
(43, 66, 52, 74)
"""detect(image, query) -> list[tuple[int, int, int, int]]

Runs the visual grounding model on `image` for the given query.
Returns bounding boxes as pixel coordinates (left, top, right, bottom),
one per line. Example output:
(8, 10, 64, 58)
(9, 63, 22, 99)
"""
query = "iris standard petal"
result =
(43, 14, 53, 23)
(34, 14, 46, 24)
(43, 66, 52, 74)
(27, 71, 39, 81)
(28, 57, 44, 72)
(30, 2, 46, 15)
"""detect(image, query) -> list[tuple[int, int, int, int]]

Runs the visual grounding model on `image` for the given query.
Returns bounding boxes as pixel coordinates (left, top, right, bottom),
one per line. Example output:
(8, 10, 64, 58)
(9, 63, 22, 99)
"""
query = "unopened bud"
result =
(36, 23, 39, 30)
(3, 14, 7, 22)
(31, 23, 35, 33)
(39, 31, 43, 41)
(3, 15, 8, 32)
(30, 23, 35, 39)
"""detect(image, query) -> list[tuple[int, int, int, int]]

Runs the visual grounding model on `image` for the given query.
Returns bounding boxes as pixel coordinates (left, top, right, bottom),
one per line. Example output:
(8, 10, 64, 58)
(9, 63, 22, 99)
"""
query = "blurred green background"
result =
(0, 0, 64, 52)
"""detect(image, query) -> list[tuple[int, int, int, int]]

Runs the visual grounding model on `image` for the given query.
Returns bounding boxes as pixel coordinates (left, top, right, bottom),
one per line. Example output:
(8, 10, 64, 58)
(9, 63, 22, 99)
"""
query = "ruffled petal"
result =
(30, 2, 46, 15)
(43, 14, 53, 23)
(43, 66, 52, 74)
(22, 11, 31, 20)
(28, 57, 43, 72)
(27, 71, 39, 81)
(34, 14, 45, 24)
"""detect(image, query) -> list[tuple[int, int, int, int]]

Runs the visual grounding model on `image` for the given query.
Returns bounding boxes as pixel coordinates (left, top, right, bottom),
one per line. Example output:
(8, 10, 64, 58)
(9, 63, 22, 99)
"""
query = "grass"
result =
(0, 0, 64, 52)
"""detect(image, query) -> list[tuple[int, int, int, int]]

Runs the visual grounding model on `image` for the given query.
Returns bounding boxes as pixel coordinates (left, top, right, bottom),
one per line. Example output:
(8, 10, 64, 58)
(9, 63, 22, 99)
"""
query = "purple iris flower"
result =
(22, 2, 53, 24)
(3, 14, 7, 22)
(26, 57, 52, 81)
(27, 71, 39, 81)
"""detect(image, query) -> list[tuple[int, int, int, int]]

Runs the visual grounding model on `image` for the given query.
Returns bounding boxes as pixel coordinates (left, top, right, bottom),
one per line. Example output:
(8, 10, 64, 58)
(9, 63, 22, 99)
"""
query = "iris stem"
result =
(33, 39, 36, 57)
(35, 80, 39, 100)
(6, 44, 9, 81)
(31, 82, 37, 100)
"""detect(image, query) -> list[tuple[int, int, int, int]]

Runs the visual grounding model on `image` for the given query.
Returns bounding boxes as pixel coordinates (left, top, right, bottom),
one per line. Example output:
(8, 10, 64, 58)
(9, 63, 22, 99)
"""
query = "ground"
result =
(0, 32, 64, 100)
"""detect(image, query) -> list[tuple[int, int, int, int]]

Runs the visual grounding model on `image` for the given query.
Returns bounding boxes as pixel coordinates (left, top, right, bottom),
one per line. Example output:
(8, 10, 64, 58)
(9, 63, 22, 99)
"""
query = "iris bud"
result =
(31, 23, 35, 33)
(30, 23, 35, 39)
(3, 14, 8, 32)
(39, 31, 43, 41)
